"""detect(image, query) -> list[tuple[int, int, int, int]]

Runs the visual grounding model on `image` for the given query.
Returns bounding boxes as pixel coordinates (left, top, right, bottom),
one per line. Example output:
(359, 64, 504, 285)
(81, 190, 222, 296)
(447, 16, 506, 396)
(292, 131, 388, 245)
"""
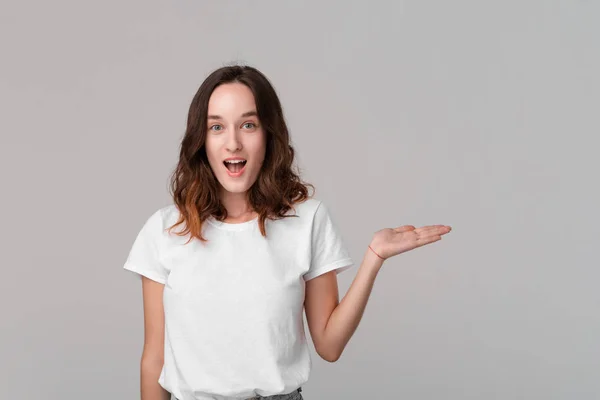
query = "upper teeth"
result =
(225, 160, 245, 164)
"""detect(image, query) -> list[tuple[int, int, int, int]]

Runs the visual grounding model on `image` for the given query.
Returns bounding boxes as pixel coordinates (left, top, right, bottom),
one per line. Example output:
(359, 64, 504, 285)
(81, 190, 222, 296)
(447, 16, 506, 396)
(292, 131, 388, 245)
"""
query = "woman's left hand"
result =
(369, 225, 452, 260)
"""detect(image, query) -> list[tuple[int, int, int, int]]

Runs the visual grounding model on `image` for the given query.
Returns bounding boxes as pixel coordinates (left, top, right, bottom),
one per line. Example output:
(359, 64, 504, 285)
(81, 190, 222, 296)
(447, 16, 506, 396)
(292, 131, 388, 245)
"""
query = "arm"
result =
(304, 248, 383, 362)
(140, 277, 171, 400)
(305, 224, 451, 362)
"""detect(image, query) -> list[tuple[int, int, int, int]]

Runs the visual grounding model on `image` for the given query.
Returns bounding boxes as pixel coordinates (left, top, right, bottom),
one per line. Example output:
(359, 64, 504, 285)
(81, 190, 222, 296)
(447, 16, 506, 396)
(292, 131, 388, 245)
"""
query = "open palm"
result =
(370, 225, 452, 260)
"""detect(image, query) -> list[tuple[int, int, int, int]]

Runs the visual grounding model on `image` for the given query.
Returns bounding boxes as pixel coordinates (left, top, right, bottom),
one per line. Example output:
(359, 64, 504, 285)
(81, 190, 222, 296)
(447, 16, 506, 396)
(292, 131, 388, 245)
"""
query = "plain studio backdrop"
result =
(1, 1, 598, 399)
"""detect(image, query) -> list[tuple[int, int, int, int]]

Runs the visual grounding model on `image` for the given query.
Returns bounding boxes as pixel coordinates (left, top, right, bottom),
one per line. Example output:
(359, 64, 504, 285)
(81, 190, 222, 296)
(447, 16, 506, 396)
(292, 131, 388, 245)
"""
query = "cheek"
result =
(204, 141, 220, 168)
(254, 134, 267, 163)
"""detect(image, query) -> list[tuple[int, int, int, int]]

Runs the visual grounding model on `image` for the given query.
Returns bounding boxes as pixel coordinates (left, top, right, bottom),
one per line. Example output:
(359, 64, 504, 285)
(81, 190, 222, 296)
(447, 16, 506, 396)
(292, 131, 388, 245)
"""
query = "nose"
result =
(225, 129, 242, 153)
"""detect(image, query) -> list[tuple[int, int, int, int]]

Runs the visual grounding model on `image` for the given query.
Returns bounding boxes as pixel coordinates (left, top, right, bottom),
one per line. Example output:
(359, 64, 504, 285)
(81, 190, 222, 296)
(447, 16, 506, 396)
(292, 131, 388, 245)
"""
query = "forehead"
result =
(208, 82, 257, 115)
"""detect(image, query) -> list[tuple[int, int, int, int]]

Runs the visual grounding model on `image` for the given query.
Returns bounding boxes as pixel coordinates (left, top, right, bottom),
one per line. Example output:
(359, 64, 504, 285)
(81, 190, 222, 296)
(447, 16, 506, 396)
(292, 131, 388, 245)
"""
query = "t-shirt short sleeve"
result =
(303, 201, 354, 281)
(123, 208, 168, 284)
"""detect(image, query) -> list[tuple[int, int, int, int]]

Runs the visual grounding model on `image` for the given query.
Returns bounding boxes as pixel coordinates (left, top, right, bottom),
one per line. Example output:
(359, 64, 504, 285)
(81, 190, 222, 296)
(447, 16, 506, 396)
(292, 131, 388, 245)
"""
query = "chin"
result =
(218, 180, 254, 194)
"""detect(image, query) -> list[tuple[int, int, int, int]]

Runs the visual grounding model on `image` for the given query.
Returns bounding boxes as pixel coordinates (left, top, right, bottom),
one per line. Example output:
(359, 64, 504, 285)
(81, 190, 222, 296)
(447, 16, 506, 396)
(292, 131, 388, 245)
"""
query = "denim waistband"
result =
(246, 387, 302, 400)
(174, 387, 302, 400)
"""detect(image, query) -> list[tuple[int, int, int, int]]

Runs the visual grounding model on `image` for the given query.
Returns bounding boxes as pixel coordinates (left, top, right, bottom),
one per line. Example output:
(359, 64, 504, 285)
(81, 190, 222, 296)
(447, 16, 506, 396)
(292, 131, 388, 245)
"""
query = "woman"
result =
(123, 65, 451, 400)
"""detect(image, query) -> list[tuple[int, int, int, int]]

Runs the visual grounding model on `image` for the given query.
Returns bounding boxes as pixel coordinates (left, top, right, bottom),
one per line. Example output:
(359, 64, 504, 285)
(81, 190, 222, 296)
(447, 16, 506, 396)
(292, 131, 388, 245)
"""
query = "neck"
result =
(219, 190, 256, 222)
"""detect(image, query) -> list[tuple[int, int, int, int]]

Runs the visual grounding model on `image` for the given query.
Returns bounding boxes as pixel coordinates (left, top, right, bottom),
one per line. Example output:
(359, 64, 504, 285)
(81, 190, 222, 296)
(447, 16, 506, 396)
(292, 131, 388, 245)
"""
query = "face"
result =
(205, 82, 266, 198)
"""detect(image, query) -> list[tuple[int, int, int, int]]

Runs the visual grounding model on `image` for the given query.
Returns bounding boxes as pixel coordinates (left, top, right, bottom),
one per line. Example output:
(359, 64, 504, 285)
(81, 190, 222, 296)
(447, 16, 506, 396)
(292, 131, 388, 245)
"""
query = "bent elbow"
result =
(317, 348, 341, 363)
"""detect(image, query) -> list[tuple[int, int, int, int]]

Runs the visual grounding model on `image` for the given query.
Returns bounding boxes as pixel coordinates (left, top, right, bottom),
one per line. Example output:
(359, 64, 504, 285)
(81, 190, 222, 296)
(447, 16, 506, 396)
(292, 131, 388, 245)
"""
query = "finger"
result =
(416, 235, 442, 245)
(417, 225, 448, 231)
(415, 225, 451, 236)
(394, 225, 415, 233)
(413, 231, 444, 244)
(413, 227, 438, 236)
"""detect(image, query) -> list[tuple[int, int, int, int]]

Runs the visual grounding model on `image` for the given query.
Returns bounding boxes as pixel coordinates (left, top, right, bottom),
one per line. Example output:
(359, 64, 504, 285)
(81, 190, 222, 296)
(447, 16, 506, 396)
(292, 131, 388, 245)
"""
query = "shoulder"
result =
(158, 203, 181, 226)
(138, 203, 180, 236)
(290, 197, 323, 219)
(266, 198, 323, 233)
(292, 197, 339, 223)
(284, 198, 340, 231)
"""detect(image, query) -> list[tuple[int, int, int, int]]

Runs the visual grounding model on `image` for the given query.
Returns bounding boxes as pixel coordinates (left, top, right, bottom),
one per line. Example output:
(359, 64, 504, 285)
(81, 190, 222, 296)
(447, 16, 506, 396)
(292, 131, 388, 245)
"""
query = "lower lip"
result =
(225, 163, 246, 177)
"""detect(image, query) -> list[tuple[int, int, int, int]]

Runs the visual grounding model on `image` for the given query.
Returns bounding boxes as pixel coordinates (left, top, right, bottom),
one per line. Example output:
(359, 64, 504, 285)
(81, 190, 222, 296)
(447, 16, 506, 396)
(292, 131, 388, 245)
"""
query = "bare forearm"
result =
(141, 357, 171, 400)
(322, 248, 384, 361)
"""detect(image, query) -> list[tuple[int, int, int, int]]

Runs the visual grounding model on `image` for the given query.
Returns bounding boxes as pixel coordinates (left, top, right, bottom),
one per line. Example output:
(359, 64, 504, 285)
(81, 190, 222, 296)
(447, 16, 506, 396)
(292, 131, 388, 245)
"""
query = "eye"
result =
(242, 122, 257, 129)
(209, 124, 223, 132)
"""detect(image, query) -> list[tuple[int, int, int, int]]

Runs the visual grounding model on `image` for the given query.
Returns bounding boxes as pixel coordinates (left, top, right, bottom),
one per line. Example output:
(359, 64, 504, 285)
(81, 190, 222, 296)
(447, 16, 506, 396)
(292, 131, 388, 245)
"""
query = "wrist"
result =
(368, 244, 386, 261)
(364, 245, 385, 272)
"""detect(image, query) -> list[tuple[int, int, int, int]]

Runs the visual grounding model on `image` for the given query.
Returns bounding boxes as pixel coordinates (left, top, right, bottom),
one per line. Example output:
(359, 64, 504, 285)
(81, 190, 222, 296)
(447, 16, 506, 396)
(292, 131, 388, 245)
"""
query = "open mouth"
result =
(223, 159, 247, 174)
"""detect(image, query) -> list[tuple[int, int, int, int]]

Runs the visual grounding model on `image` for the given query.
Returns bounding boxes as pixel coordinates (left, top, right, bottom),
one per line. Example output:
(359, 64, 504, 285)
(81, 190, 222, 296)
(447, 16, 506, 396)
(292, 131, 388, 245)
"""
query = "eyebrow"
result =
(207, 111, 258, 120)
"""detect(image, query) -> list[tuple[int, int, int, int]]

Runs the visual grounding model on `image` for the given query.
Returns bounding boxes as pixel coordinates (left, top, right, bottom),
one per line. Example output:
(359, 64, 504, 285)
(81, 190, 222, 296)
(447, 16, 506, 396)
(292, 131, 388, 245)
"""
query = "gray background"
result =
(1, 1, 599, 399)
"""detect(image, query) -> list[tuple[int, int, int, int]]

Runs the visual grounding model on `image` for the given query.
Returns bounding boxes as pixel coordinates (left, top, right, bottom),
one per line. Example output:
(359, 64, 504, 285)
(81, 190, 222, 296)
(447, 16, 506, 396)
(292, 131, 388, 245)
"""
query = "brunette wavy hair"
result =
(167, 65, 314, 243)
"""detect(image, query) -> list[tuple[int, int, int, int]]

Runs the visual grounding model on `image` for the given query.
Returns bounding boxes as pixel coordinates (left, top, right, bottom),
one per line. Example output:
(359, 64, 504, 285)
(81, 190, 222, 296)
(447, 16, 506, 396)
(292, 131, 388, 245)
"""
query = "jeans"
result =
(246, 387, 303, 400)
(174, 387, 303, 400)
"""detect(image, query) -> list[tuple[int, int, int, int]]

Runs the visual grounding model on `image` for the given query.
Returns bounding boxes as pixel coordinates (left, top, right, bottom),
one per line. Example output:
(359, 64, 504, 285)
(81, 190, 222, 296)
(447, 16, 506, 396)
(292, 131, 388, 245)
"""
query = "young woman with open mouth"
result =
(123, 65, 452, 400)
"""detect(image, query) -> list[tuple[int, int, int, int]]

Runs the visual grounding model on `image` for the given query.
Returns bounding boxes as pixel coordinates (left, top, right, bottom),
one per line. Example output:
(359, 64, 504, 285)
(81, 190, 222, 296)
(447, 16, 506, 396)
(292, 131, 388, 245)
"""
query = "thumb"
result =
(394, 225, 415, 233)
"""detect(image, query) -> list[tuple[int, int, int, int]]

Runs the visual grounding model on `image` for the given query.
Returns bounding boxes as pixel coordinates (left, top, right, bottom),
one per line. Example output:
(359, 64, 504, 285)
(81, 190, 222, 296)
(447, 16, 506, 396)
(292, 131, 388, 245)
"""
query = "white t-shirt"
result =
(123, 198, 354, 400)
